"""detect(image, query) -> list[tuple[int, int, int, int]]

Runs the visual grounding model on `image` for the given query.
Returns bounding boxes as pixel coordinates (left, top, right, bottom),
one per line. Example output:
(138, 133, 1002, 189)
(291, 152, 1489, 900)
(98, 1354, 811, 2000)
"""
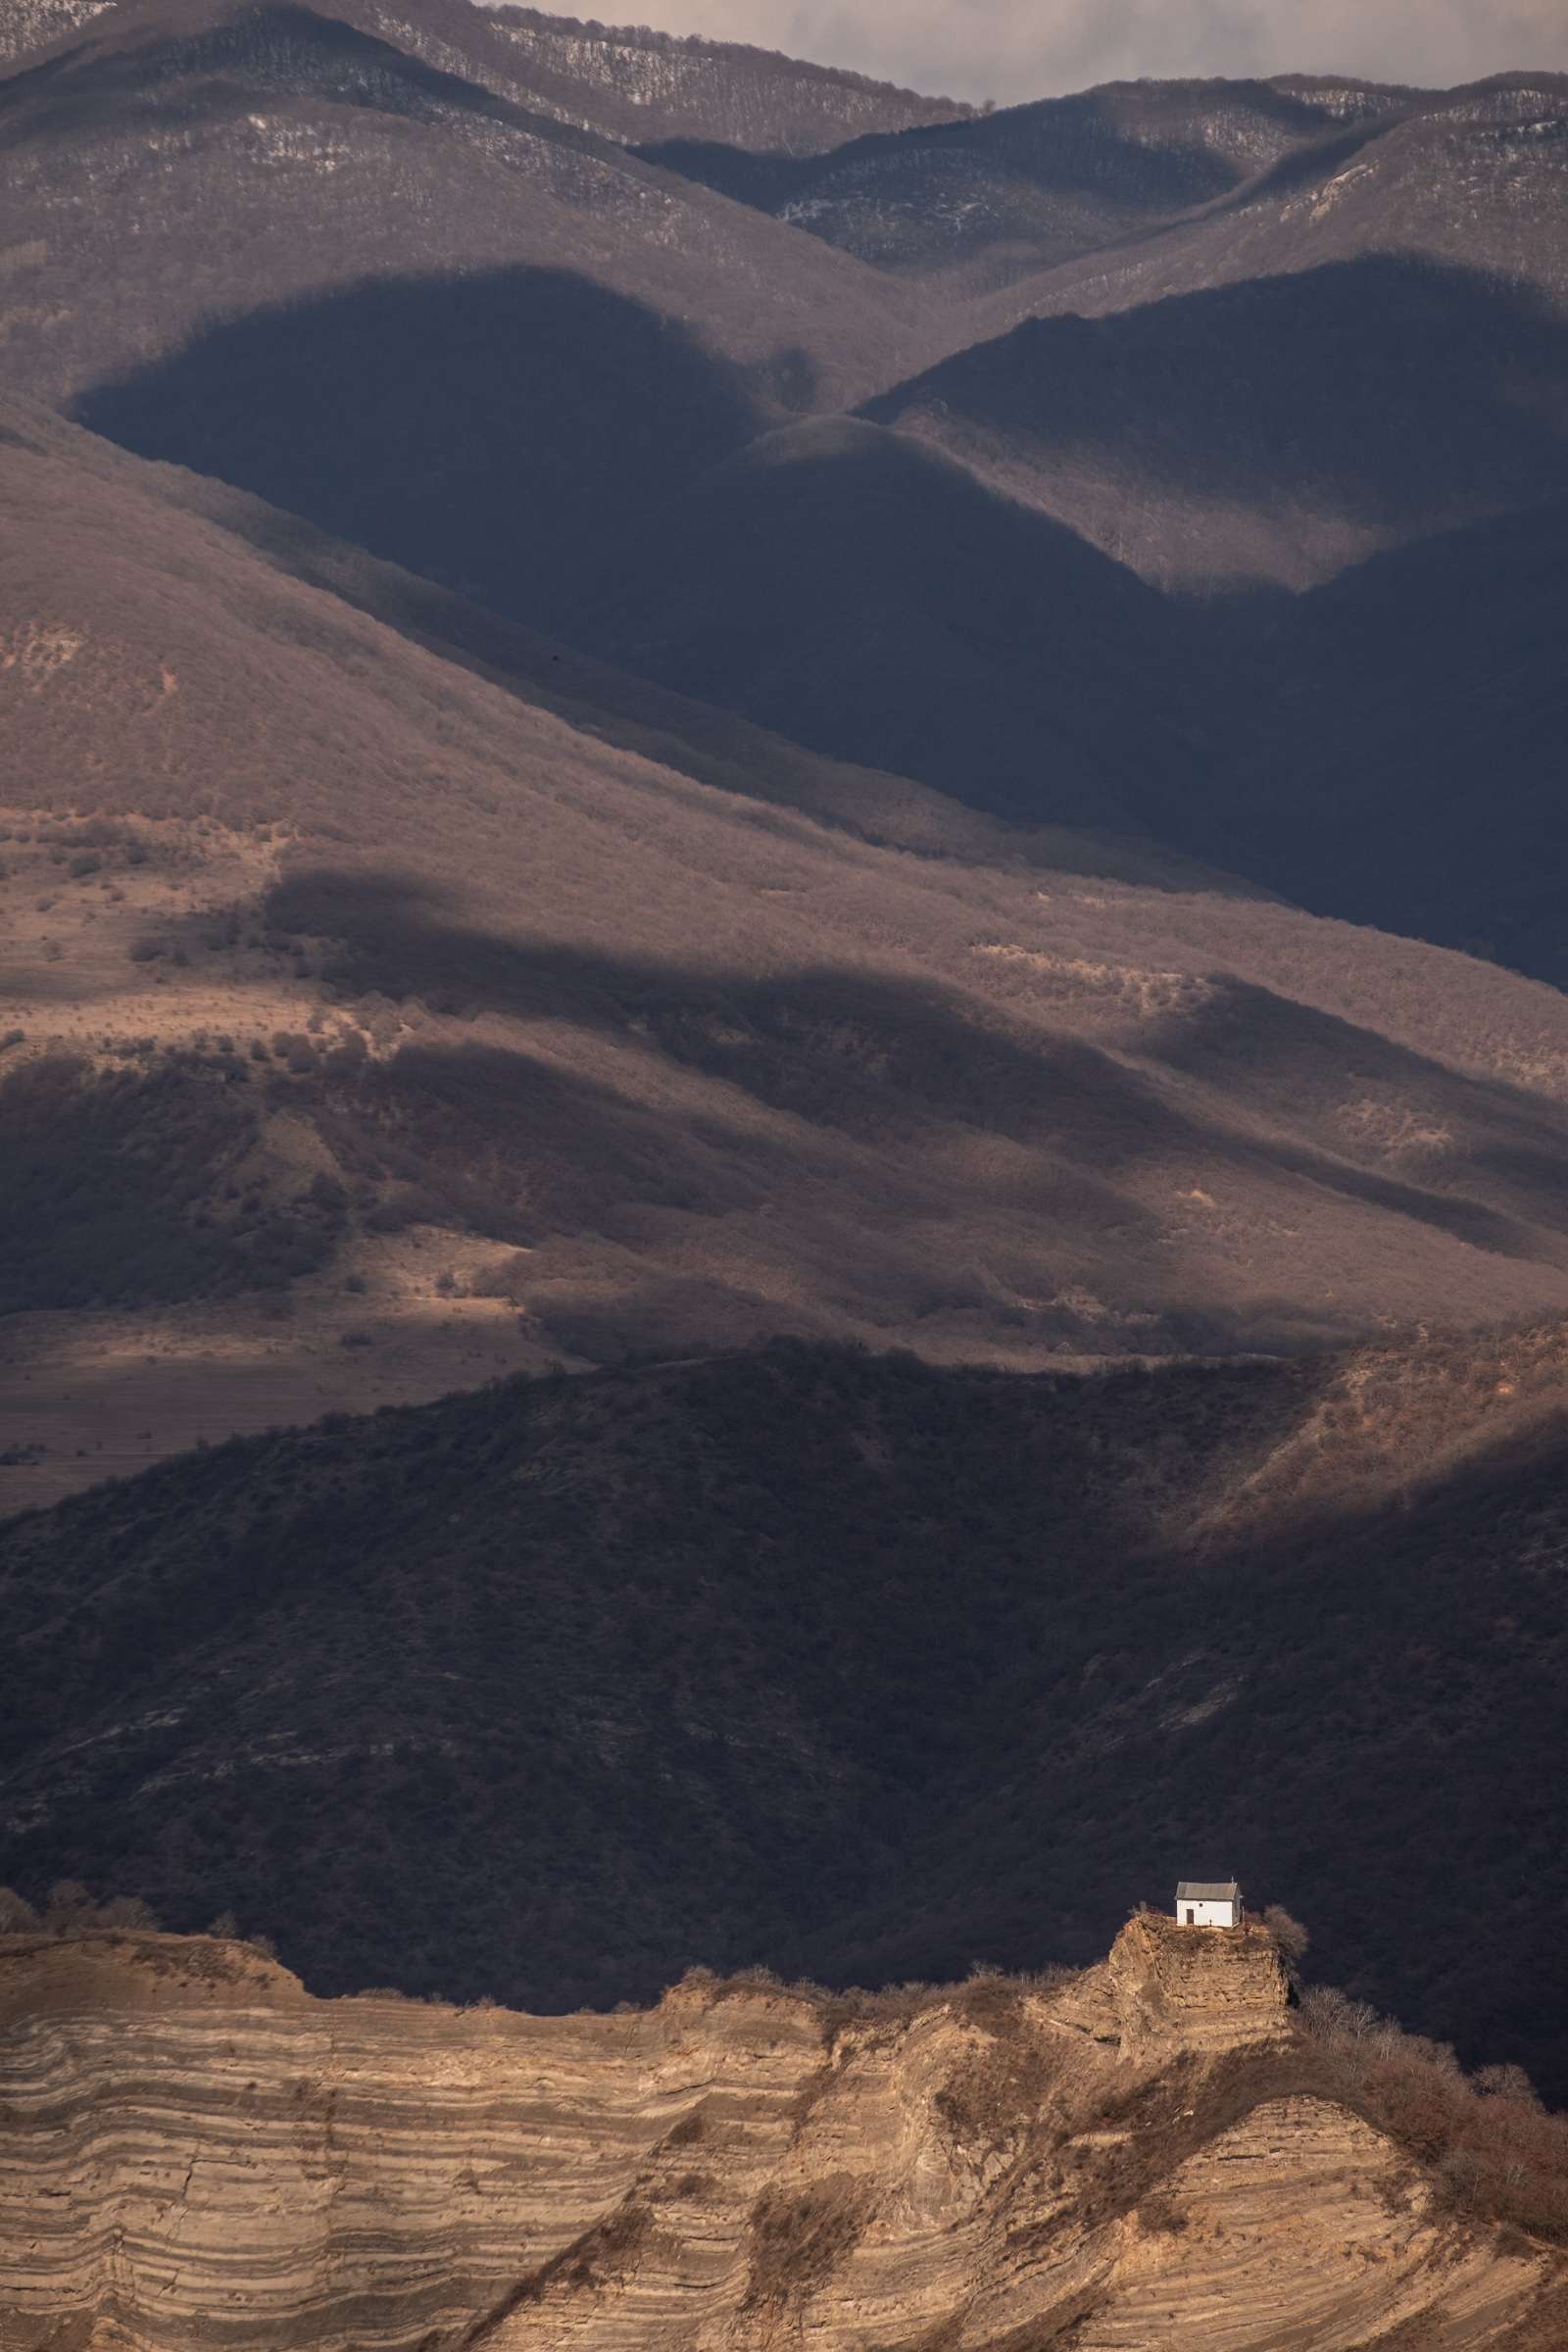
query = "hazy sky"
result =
(612, 1, 1568, 105)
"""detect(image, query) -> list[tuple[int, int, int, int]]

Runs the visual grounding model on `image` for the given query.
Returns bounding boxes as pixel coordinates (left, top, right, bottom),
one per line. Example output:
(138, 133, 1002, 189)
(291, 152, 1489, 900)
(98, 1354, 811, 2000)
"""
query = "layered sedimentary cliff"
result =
(0, 1920, 1559, 2350)
(1106, 1910, 1293, 2061)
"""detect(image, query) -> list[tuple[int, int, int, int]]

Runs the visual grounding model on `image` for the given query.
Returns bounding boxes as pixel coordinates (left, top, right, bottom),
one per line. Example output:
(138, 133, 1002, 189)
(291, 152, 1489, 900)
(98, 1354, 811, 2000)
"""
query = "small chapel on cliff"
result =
(1175, 1879, 1243, 1928)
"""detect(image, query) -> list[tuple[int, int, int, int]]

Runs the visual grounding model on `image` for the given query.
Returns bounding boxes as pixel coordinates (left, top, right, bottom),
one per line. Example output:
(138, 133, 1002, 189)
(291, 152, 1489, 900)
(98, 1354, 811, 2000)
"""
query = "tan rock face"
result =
(1106, 1911, 1294, 2061)
(0, 1933, 1553, 2351)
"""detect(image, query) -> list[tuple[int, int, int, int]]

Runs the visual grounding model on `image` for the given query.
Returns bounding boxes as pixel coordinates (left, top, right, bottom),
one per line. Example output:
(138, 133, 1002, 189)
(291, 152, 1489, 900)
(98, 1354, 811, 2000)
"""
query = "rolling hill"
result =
(569, 413, 1218, 827)
(0, 0, 934, 426)
(10, 401, 1568, 1514)
(862, 254, 1568, 589)
(6, 0, 1559, 958)
(1214, 500, 1568, 983)
(637, 73, 1420, 288)
(648, 68, 1568, 320)
(480, 3, 972, 151)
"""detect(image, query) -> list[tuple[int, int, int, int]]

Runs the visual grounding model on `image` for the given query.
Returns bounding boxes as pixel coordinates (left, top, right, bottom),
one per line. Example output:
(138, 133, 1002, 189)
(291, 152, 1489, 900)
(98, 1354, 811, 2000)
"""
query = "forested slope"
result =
(5, 1325, 1568, 2097)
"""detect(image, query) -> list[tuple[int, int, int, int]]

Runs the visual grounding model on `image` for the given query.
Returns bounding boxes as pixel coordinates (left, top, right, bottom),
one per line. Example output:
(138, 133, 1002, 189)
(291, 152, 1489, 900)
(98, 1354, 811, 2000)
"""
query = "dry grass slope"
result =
(9, 403, 1568, 1506)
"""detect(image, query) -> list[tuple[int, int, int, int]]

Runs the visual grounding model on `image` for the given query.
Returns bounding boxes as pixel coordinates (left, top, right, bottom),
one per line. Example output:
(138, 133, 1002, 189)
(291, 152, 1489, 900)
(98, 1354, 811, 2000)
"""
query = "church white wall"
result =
(1176, 1897, 1239, 1927)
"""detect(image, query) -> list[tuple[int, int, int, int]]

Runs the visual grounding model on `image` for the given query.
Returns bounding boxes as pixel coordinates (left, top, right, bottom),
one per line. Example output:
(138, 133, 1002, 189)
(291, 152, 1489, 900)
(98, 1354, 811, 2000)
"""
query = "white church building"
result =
(1175, 1879, 1244, 1928)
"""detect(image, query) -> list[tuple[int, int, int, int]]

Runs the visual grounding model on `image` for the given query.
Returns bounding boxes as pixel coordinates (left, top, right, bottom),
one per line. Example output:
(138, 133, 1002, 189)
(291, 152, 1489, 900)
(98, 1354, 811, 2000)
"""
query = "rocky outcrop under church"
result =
(1106, 1908, 1294, 2062)
(0, 1922, 1562, 2350)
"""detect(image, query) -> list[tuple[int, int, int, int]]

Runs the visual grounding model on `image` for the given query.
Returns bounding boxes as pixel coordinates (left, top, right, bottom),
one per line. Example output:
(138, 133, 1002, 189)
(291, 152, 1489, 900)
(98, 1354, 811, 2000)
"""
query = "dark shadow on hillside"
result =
(0, 1051, 346, 1312)
(269, 864, 1550, 1263)
(1206, 117, 1390, 210)
(558, 416, 1219, 837)
(75, 266, 760, 627)
(863, 257, 1568, 526)
(161, 475, 1259, 896)
(1204, 503, 1568, 991)
(1142, 978, 1568, 1230)
(271, 866, 1200, 1175)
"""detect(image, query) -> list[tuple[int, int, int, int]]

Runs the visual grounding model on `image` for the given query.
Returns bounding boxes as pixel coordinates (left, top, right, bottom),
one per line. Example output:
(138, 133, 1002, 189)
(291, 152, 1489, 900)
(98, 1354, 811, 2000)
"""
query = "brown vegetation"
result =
(744, 2176, 873, 2310)
(1298, 1993, 1568, 2245)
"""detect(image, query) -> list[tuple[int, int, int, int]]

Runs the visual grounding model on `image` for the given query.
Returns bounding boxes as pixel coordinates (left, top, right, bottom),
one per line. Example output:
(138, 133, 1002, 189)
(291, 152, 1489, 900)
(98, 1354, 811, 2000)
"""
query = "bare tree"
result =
(1299, 1984, 1379, 2040)
(1261, 1904, 1309, 1963)
(43, 1879, 95, 1933)
(1475, 2062, 1540, 2106)
(96, 1895, 160, 1930)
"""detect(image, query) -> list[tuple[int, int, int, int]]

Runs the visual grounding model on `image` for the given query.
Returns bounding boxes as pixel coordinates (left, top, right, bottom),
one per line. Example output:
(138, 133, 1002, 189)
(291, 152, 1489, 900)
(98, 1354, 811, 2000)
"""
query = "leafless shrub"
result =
(1136, 2192, 1188, 2234)
(1298, 1984, 1568, 2238)
(743, 2174, 872, 2310)
(43, 1879, 95, 1932)
(1261, 1903, 1309, 1963)
(1475, 2063, 1540, 2106)
(95, 1894, 160, 1929)
(1298, 1984, 1377, 2039)
(0, 1886, 40, 1933)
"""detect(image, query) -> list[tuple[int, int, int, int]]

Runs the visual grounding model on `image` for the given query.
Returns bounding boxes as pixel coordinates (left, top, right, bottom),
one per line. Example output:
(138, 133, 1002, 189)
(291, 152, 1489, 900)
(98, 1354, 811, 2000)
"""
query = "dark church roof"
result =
(1176, 1881, 1240, 1900)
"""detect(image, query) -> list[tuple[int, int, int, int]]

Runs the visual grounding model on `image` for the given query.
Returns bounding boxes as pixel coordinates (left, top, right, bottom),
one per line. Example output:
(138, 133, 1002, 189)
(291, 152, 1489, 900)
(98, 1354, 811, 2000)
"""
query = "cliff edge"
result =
(1107, 1908, 1294, 2060)
(0, 1927, 1562, 2350)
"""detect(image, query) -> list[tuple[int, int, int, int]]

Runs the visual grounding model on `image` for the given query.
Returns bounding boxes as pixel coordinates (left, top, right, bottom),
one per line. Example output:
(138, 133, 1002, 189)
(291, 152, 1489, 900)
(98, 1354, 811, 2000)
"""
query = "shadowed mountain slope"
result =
(1213, 501, 1568, 984)
(864, 256, 1568, 587)
(6, 1322, 1568, 2103)
(16, 0, 1567, 919)
(9, 404, 1568, 1509)
(567, 415, 1218, 827)
(78, 265, 764, 627)
(558, 400, 1568, 985)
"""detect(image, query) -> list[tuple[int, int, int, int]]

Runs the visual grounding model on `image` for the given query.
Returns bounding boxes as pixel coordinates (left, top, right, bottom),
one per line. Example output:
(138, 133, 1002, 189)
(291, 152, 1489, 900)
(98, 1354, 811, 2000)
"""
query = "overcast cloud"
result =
(613, 1, 1568, 105)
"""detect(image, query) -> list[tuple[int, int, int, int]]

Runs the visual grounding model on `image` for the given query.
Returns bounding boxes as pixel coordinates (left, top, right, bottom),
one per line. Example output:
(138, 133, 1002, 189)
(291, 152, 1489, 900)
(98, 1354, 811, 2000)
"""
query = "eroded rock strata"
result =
(0, 1918, 1559, 2349)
